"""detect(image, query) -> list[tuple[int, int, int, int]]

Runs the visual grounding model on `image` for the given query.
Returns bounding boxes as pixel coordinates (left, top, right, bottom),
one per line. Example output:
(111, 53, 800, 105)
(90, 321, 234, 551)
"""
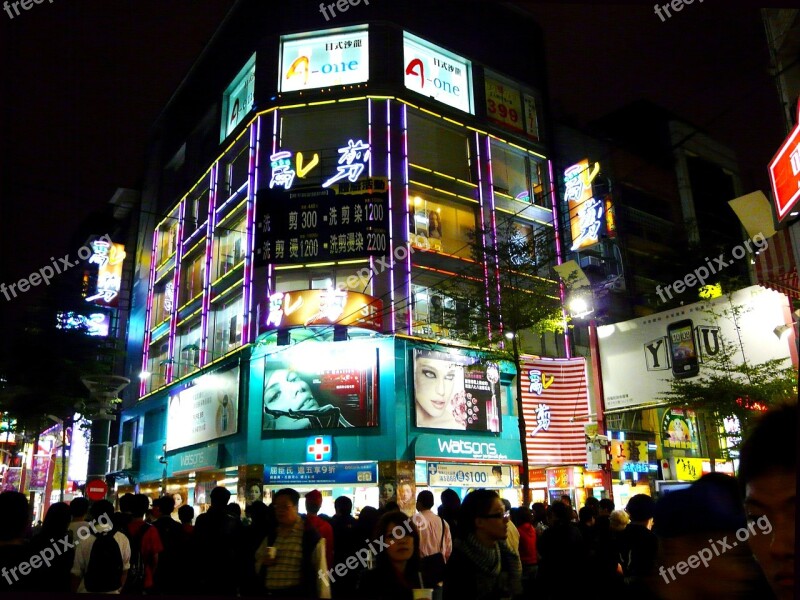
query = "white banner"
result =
(403, 32, 473, 114)
(427, 462, 513, 488)
(280, 26, 369, 92)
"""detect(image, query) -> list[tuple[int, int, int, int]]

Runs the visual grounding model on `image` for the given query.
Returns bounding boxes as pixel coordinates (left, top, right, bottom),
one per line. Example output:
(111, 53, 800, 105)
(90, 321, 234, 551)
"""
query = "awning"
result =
(755, 228, 799, 301)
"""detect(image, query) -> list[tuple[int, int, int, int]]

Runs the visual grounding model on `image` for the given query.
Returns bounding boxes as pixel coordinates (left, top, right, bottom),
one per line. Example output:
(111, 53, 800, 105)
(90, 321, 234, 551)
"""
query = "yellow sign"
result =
(673, 457, 704, 481)
(485, 78, 523, 132)
(610, 440, 649, 472)
(564, 159, 603, 251)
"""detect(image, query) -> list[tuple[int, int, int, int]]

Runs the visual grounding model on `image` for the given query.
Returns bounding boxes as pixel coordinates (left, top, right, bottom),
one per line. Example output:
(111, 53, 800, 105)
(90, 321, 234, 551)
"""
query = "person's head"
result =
(131, 494, 150, 519)
(598, 498, 615, 517)
(273, 488, 300, 527)
(334, 495, 353, 517)
(510, 506, 532, 528)
(383, 501, 399, 513)
(226, 503, 242, 520)
(584, 496, 600, 516)
(119, 493, 135, 514)
(609, 509, 630, 532)
(414, 354, 458, 420)
(459, 489, 508, 545)
(381, 482, 395, 501)
(157, 495, 176, 517)
(263, 369, 319, 429)
(550, 501, 572, 524)
(246, 500, 268, 527)
(42, 502, 71, 534)
(172, 492, 183, 508)
(305, 490, 322, 515)
(531, 502, 546, 524)
(247, 483, 263, 504)
(397, 482, 413, 503)
(429, 210, 441, 231)
(560, 495, 572, 507)
(209, 486, 232, 509)
(738, 403, 796, 600)
(625, 494, 655, 526)
(578, 506, 595, 527)
(69, 497, 90, 521)
(374, 510, 420, 572)
(178, 504, 194, 525)
(0, 492, 28, 542)
(492, 466, 503, 482)
(89, 499, 114, 527)
(416, 490, 434, 512)
(501, 498, 512, 513)
(440, 488, 461, 509)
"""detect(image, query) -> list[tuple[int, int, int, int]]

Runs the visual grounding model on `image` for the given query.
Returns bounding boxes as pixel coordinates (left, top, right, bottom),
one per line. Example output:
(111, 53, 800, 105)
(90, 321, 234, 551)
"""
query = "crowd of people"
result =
(0, 403, 793, 599)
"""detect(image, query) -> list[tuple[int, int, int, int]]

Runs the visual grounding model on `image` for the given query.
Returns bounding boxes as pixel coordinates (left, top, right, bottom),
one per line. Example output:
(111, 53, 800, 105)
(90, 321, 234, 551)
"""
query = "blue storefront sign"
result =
(170, 445, 220, 475)
(414, 434, 522, 462)
(264, 461, 377, 485)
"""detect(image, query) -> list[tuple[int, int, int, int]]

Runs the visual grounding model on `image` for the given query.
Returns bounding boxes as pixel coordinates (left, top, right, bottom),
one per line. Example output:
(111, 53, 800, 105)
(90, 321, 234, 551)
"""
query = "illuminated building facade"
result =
(119, 0, 576, 509)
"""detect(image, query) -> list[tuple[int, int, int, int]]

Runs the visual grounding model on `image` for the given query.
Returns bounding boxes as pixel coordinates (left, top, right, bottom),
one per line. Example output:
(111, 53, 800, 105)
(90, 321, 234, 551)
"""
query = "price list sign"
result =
(255, 178, 390, 266)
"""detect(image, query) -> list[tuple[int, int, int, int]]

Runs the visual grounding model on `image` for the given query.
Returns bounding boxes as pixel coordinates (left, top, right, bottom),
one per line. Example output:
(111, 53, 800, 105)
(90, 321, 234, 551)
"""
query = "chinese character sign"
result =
(280, 27, 369, 92)
(564, 159, 604, 251)
(86, 240, 126, 307)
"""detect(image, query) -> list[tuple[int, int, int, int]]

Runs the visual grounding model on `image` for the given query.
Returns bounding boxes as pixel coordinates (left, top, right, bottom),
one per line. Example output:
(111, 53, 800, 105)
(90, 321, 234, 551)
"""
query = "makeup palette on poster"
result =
(262, 342, 378, 431)
(412, 349, 501, 432)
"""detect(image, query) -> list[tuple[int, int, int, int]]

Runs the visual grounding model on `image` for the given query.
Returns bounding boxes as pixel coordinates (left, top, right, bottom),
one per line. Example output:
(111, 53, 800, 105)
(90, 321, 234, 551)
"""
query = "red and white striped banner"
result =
(755, 228, 799, 300)
(520, 356, 589, 466)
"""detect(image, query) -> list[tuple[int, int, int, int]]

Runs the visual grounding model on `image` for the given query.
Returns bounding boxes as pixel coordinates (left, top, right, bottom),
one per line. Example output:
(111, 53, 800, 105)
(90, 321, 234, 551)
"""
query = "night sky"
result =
(0, 0, 792, 337)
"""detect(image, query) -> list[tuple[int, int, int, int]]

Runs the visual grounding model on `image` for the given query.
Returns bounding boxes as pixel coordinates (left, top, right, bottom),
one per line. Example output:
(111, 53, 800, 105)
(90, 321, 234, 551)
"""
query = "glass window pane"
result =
(490, 140, 529, 200)
(407, 112, 470, 181)
(409, 193, 475, 258)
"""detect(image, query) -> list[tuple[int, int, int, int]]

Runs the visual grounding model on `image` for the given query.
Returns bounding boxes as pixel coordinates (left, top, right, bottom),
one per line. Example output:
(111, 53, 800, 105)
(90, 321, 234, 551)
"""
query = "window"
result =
(409, 192, 475, 258)
(179, 253, 205, 306)
(213, 214, 246, 280)
(143, 408, 166, 445)
(175, 318, 202, 379)
(185, 184, 210, 235)
(490, 140, 546, 208)
(155, 218, 179, 265)
(410, 283, 478, 341)
(407, 112, 471, 181)
(275, 265, 372, 295)
(151, 280, 175, 326)
(210, 295, 244, 360)
(146, 339, 169, 391)
(222, 142, 250, 200)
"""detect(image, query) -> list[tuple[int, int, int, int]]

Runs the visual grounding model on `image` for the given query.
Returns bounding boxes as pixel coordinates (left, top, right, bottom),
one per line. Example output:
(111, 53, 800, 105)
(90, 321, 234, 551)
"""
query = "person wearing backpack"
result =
(151, 495, 184, 594)
(122, 494, 163, 594)
(71, 499, 131, 594)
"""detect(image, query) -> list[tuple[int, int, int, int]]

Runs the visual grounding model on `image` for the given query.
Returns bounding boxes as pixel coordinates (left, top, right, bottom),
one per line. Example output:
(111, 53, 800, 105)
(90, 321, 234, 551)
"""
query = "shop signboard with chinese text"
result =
(280, 26, 369, 92)
(85, 238, 126, 308)
(403, 32, 473, 114)
(768, 99, 800, 221)
(661, 407, 699, 450)
(563, 160, 603, 251)
(260, 289, 382, 334)
(264, 461, 377, 485)
(610, 440, 649, 472)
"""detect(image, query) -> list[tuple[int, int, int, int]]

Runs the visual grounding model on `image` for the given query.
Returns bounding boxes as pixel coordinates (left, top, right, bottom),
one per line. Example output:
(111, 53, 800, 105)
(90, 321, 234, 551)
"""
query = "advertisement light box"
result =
(403, 31, 473, 114)
(280, 26, 369, 92)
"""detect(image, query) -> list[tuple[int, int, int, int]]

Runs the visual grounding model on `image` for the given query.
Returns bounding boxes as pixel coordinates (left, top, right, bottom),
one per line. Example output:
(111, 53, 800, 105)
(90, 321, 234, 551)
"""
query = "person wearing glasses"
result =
(442, 489, 522, 600)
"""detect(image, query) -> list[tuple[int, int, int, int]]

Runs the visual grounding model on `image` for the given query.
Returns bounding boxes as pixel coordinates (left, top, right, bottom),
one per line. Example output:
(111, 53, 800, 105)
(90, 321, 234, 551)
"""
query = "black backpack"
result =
(84, 530, 123, 593)
(122, 522, 152, 594)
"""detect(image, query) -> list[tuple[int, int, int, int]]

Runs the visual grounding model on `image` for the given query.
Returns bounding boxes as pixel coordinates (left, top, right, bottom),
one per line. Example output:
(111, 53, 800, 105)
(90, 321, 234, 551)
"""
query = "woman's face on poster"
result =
(264, 369, 320, 429)
(414, 357, 457, 418)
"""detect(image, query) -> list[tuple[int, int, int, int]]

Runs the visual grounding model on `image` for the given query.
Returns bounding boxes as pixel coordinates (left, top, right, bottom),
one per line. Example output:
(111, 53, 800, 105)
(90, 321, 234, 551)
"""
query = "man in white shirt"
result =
(416, 491, 452, 561)
(67, 497, 90, 543)
(71, 500, 131, 594)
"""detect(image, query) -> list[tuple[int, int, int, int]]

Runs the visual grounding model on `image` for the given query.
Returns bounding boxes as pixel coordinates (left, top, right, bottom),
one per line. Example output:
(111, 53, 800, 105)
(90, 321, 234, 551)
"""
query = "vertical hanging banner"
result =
(563, 159, 603, 251)
(521, 356, 590, 465)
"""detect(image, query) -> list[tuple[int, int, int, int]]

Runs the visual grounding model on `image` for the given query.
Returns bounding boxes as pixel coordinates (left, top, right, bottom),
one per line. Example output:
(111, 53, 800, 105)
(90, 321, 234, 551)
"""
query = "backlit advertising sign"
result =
(262, 341, 378, 430)
(768, 100, 800, 221)
(260, 288, 383, 334)
(403, 32, 473, 114)
(412, 349, 501, 432)
(563, 159, 603, 251)
(85, 238, 126, 307)
(280, 26, 369, 92)
(222, 54, 256, 140)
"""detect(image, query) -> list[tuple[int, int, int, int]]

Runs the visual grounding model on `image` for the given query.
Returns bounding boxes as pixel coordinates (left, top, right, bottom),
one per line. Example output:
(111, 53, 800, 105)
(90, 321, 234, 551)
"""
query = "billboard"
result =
(563, 159, 603, 251)
(768, 99, 800, 221)
(521, 357, 590, 466)
(166, 363, 240, 451)
(598, 286, 796, 411)
(260, 288, 383, 334)
(85, 238, 126, 307)
(262, 341, 378, 430)
(222, 54, 256, 139)
(280, 26, 369, 92)
(412, 349, 501, 432)
(403, 32, 473, 114)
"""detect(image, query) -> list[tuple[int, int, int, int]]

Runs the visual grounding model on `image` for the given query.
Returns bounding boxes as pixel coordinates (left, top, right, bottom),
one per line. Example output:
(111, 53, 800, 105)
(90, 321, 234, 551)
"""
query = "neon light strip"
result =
(402, 103, 412, 335)
(166, 202, 186, 383)
(475, 131, 493, 341)
(548, 159, 571, 358)
(485, 137, 504, 338)
(140, 228, 159, 396)
(243, 117, 259, 344)
(199, 164, 217, 368)
(383, 98, 396, 333)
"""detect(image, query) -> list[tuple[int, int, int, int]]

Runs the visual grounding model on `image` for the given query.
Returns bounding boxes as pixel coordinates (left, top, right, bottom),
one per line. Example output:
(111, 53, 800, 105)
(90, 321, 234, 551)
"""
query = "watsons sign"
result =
(280, 26, 369, 92)
(170, 445, 219, 475)
(403, 31, 473, 114)
(415, 434, 521, 462)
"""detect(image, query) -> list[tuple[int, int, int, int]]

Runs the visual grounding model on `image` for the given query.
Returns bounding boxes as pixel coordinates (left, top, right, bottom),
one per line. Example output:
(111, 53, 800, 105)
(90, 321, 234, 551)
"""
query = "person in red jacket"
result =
(511, 506, 538, 596)
(305, 490, 334, 569)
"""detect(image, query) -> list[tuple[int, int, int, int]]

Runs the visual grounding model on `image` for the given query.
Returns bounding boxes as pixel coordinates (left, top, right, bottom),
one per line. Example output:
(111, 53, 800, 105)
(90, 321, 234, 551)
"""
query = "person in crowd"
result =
(0, 492, 34, 592)
(226, 502, 243, 521)
(596, 498, 615, 536)
(537, 500, 589, 599)
(194, 486, 243, 596)
(175, 503, 198, 595)
(738, 403, 796, 600)
(305, 489, 335, 569)
(67, 497, 90, 542)
(442, 489, 522, 600)
(255, 488, 330, 598)
(357, 511, 425, 600)
(123, 493, 163, 594)
(113, 492, 135, 535)
(609, 509, 630, 532)
(152, 495, 184, 594)
(617, 494, 657, 595)
(560, 494, 578, 522)
(29, 502, 73, 593)
(382, 500, 400, 514)
(501, 498, 520, 553)
(578, 505, 597, 545)
(510, 506, 538, 597)
(437, 488, 460, 538)
(651, 473, 770, 600)
(531, 502, 548, 535)
(178, 504, 194, 531)
(584, 496, 600, 516)
(71, 499, 131, 594)
(416, 490, 452, 596)
(241, 500, 271, 597)
(330, 496, 360, 598)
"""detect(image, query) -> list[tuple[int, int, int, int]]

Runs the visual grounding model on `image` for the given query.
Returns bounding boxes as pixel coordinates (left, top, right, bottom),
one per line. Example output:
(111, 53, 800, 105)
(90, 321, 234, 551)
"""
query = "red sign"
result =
(85, 479, 108, 501)
(769, 100, 800, 222)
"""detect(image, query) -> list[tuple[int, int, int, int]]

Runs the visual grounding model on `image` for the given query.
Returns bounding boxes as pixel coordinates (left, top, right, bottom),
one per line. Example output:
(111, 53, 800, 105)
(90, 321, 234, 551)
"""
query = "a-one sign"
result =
(768, 99, 800, 221)
(85, 479, 108, 501)
(166, 364, 240, 451)
(598, 286, 795, 411)
(264, 461, 377, 485)
(221, 54, 256, 140)
(280, 26, 369, 92)
(414, 434, 522, 463)
(403, 31, 473, 114)
(427, 462, 513, 488)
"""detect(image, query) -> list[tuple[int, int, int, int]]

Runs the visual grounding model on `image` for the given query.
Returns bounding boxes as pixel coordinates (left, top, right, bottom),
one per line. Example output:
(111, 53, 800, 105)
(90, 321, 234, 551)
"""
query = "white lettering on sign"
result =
(436, 438, 506, 459)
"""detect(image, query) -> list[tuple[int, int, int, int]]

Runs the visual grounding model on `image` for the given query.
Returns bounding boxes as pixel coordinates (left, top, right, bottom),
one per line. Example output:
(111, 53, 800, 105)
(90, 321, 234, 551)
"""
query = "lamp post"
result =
(81, 375, 130, 490)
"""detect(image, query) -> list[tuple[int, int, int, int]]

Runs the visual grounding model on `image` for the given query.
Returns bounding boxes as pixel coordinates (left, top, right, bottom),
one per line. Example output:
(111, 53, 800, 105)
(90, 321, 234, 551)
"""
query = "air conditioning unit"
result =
(109, 445, 119, 473)
(116, 442, 134, 471)
(579, 255, 603, 269)
(106, 448, 114, 475)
